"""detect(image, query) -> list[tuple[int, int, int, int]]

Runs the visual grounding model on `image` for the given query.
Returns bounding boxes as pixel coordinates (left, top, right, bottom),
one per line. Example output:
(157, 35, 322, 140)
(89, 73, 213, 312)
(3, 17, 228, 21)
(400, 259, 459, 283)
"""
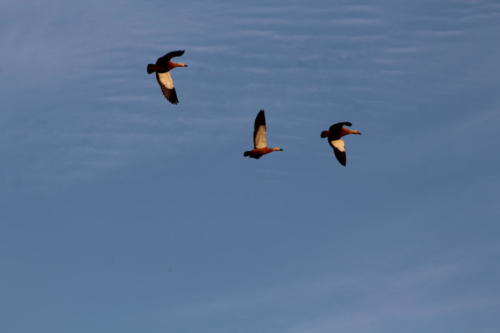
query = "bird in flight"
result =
(147, 50, 188, 104)
(244, 110, 284, 159)
(321, 122, 361, 166)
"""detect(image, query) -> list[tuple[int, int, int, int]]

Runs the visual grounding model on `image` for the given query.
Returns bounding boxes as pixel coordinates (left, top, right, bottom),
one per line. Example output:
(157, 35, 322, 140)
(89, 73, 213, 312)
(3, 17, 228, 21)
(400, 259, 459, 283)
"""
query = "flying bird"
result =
(243, 110, 284, 159)
(147, 50, 188, 104)
(321, 122, 361, 166)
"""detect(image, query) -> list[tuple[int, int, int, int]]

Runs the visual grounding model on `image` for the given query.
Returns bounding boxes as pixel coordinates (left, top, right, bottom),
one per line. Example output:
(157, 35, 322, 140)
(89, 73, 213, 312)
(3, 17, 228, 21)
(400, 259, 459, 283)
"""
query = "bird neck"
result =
(340, 128, 360, 137)
(169, 61, 187, 69)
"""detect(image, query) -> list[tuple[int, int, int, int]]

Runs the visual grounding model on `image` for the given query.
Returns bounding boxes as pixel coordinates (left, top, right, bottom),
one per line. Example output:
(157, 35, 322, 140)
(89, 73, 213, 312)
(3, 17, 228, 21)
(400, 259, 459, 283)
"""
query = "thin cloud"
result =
(416, 29, 464, 38)
(158, 254, 499, 333)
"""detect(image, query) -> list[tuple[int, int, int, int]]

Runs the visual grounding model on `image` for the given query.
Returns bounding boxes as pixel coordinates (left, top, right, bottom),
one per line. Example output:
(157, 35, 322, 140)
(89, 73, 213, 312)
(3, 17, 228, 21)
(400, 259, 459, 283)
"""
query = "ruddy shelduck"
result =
(244, 110, 283, 159)
(321, 122, 361, 166)
(147, 50, 188, 104)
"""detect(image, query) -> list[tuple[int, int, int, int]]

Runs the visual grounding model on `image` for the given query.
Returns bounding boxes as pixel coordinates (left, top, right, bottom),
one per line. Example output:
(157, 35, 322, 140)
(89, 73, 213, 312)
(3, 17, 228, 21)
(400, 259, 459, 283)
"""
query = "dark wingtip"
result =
(255, 110, 266, 126)
(168, 97, 179, 105)
(167, 96, 179, 105)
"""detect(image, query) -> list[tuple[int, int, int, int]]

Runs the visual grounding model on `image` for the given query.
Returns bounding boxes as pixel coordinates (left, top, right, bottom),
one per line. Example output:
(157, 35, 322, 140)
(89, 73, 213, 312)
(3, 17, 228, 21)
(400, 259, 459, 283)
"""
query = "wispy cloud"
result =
(2, 0, 500, 194)
(153, 249, 500, 333)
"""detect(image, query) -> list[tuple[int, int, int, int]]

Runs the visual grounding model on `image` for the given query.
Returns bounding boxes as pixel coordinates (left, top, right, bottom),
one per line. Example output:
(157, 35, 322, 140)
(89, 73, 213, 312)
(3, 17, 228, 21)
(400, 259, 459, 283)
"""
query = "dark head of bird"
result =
(320, 130, 329, 138)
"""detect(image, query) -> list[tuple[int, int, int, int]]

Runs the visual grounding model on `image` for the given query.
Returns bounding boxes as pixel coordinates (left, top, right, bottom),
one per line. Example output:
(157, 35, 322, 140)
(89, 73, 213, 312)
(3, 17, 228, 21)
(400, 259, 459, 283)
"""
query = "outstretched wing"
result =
(156, 50, 185, 66)
(253, 110, 267, 149)
(330, 139, 347, 166)
(328, 122, 353, 141)
(156, 72, 179, 104)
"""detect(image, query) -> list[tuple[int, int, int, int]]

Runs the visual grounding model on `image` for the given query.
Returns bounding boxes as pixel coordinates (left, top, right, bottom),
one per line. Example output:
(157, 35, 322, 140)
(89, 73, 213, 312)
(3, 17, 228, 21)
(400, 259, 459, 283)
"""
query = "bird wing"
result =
(156, 50, 185, 66)
(328, 122, 353, 140)
(253, 110, 267, 149)
(330, 139, 347, 166)
(156, 72, 179, 104)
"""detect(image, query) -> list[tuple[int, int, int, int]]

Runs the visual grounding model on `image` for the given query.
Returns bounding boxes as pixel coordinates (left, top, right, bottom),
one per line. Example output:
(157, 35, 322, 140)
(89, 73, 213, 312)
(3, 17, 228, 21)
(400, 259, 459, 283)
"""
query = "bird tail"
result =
(147, 64, 158, 74)
(243, 151, 250, 157)
(320, 130, 329, 138)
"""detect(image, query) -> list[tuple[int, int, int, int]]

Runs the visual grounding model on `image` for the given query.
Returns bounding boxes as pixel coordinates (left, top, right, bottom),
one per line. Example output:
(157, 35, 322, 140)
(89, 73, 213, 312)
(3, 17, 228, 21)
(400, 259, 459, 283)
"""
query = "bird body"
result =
(147, 50, 188, 104)
(321, 122, 361, 166)
(244, 110, 283, 159)
(244, 147, 283, 159)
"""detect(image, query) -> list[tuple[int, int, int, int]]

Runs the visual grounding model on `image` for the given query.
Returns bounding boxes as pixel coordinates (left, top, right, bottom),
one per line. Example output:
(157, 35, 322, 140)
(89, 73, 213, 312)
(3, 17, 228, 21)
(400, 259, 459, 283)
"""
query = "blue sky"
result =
(1, 0, 500, 332)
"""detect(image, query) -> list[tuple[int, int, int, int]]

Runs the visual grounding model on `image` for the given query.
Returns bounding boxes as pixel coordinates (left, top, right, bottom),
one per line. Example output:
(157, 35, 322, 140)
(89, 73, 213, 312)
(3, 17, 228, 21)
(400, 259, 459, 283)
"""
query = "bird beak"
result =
(280, 148, 284, 151)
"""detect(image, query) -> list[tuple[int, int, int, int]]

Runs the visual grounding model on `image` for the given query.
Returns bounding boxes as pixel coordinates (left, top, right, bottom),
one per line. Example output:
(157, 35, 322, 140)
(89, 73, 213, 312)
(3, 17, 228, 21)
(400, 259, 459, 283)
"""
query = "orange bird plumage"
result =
(147, 50, 188, 104)
(321, 122, 361, 166)
(244, 110, 284, 159)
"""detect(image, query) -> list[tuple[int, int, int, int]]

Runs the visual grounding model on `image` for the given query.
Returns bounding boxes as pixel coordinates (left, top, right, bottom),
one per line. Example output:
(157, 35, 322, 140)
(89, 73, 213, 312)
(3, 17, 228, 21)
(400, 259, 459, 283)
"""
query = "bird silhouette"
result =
(244, 110, 284, 159)
(321, 122, 361, 166)
(147, 50, 188, 104)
